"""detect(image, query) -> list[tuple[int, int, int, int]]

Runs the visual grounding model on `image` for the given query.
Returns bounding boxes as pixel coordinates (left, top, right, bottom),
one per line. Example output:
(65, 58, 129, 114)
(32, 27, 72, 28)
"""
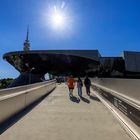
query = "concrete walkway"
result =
(1, 84, 132, 140)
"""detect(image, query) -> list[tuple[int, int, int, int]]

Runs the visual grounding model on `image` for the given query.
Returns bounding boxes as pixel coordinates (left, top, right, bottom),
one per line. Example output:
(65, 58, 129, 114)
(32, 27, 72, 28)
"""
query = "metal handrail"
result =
(92, 82, 140, 111)
(0, 80, 56, 124)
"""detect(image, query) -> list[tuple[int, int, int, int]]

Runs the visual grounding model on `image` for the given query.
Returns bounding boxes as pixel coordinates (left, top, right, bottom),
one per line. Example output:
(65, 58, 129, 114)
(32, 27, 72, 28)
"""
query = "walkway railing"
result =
(91, 78, 140, 110)
(91, 78, 140, 140)
(0, 80, 56, 124)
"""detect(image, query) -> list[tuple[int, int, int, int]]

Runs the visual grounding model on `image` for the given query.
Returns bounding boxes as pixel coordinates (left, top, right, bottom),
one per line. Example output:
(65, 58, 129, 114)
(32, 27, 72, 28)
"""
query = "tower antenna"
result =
(23, 26, 30, 51)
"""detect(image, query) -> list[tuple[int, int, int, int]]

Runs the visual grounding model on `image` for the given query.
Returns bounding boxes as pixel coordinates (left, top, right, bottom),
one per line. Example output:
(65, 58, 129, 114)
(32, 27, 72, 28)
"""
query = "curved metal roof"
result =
(3, 50, 100, 76)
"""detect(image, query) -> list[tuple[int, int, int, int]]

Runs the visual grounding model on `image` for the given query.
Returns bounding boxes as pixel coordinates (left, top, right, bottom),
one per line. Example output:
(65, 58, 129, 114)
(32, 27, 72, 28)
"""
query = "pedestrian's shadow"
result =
(80, 96, 90, 104)
(90, 95, 100, 102)
(70, 96, 80, 103)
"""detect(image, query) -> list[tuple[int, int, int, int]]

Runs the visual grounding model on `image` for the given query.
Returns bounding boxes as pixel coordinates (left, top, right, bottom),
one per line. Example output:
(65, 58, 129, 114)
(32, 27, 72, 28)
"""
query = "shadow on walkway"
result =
(90, 95, 100, 102)
(70, 96, 80, 103)
(0, 89, 55, 135)
(80, 96, 90, 104)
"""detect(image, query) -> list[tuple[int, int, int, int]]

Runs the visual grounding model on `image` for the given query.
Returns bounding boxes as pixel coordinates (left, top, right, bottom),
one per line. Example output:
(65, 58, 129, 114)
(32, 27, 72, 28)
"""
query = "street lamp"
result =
(29, 67, 35, 85)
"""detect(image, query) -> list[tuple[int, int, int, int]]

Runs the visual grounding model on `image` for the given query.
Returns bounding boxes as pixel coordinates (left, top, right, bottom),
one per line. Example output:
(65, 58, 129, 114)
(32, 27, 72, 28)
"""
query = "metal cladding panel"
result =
(3, 50, 100, 76)
(49, 50, 101, 61)
(4, 50, 100, 61)
(45, 50, 100, 60)
(123, 51, 140, 72)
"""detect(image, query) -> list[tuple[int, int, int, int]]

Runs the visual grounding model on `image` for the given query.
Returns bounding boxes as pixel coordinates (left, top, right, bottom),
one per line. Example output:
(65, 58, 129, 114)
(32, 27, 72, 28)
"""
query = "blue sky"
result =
(0, 0, 140, 78)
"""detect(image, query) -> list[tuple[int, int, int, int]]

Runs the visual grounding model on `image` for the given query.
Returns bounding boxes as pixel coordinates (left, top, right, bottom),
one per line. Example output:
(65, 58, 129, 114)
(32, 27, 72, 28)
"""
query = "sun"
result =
(50, 10, 66, 29)
(43, 3, 73, 32)
(52, 12, 65, 27)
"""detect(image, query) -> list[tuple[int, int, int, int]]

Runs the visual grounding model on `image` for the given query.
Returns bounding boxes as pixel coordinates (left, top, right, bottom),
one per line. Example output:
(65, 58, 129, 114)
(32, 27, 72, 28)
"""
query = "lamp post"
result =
(29, 67, 35, 85)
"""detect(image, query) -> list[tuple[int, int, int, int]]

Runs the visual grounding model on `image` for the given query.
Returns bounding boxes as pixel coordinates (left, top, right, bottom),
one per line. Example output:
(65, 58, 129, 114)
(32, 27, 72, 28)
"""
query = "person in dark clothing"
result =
(84, 76, 91, 96)
(77, 77, 83, 97)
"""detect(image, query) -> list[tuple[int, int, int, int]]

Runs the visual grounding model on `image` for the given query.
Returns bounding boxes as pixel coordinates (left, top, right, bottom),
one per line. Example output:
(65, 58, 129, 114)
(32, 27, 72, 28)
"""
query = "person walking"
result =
(77, 77, 83, 97)
(67, 75, 76, 97)
(84, 75, 91, 96)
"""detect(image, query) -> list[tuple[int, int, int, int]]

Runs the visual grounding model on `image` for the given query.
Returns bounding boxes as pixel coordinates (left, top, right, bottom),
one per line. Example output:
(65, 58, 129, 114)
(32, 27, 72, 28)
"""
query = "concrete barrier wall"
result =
(0, 80, 56, 124)
(91, 78, 140, 110)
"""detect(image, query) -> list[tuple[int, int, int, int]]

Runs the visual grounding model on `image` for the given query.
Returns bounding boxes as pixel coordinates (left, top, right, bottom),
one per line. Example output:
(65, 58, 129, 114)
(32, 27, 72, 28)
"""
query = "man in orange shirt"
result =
(67, 75, 76, 97)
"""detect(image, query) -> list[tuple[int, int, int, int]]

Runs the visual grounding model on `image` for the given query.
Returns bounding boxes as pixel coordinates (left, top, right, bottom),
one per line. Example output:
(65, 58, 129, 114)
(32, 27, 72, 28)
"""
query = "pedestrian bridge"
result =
(0, 79, 140, 140)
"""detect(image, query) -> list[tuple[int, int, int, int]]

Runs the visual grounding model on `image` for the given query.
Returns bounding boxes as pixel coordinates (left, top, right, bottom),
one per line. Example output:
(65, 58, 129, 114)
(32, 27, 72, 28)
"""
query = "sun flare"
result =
(43, 2, 73, 33)
(51, 11, 65, 28)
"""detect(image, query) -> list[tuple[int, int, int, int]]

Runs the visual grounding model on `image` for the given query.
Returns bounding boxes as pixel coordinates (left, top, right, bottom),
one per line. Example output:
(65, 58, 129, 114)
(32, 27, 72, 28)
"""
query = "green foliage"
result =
(0, 78, 13, 89)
